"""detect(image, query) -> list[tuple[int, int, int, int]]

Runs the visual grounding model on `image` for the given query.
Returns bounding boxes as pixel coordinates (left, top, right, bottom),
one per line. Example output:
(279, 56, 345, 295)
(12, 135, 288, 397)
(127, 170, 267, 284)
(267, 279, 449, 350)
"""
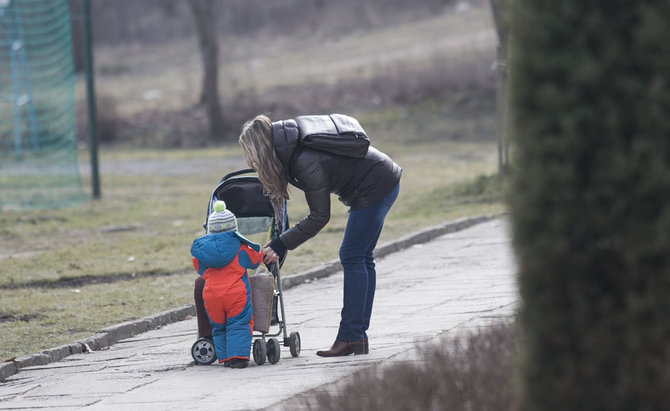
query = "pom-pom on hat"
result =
(207, 200, 238, 234)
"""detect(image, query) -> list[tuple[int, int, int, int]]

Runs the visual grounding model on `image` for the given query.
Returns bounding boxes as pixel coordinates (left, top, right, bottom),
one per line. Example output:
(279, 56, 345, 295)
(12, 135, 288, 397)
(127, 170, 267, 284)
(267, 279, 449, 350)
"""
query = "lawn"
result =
(0, 134, 503, 360)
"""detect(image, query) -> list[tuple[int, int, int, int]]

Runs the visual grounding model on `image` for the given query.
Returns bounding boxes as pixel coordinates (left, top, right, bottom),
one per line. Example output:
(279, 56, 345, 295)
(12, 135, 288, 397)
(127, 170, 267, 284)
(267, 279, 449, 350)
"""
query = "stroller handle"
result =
(220, 168, 256, 183)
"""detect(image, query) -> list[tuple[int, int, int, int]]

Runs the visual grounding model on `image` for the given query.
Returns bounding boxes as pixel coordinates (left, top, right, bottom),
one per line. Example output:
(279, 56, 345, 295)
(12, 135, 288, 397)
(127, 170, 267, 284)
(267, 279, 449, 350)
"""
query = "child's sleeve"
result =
(237, 244, 263, 270)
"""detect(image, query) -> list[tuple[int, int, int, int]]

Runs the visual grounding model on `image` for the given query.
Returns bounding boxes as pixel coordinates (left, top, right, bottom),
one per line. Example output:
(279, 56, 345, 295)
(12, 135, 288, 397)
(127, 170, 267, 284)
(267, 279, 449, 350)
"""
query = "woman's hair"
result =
(238, 115, 290, 205)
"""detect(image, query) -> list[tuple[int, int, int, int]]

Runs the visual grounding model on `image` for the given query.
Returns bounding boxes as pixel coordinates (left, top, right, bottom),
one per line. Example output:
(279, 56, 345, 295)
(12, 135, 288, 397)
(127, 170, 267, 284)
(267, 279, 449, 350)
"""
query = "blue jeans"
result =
(337, 183, 400, 342)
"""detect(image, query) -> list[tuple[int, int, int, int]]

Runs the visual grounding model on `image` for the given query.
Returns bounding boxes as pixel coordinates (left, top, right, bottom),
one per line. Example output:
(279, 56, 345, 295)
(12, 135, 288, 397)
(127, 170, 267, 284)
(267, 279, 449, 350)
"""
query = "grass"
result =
(0, 275, 193, 358)
(0, 135, 503, 360)
(1, 139, 502, 283)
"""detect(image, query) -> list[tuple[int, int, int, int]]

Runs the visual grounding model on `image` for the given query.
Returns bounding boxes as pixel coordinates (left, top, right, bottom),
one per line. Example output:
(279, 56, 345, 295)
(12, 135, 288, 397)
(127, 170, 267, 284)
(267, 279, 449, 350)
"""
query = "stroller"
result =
(191, 169, 301, 365)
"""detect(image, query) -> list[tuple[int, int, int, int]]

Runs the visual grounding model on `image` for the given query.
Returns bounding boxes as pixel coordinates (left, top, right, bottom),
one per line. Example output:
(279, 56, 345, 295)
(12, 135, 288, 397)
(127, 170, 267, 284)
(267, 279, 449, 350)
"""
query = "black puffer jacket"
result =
(270, 118, 402, 252)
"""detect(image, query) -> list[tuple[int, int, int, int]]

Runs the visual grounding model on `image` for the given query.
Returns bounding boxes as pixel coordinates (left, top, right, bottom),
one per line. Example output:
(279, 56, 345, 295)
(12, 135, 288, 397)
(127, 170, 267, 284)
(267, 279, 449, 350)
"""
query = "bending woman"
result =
(238, 114, 401, 357)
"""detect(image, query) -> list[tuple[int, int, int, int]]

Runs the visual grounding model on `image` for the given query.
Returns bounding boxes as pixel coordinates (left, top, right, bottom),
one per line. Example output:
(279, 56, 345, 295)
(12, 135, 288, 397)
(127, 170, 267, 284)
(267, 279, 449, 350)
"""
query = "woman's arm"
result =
(270, 187, 331, 254)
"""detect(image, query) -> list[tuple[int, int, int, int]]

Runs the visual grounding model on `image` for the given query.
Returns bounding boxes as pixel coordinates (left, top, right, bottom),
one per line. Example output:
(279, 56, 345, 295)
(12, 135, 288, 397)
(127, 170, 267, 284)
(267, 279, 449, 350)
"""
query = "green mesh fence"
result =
(0, 0, 87, 210)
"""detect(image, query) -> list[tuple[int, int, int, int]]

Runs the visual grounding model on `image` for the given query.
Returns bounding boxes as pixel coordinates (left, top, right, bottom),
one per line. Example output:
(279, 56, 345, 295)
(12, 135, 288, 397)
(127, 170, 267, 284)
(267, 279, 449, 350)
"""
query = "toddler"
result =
(191, 200, 262, 368)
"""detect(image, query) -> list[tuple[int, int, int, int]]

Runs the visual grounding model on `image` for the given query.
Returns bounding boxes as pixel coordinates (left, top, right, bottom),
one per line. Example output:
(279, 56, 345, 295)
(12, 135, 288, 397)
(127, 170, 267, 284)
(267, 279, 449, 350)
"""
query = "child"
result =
(191, 200, 263, 368)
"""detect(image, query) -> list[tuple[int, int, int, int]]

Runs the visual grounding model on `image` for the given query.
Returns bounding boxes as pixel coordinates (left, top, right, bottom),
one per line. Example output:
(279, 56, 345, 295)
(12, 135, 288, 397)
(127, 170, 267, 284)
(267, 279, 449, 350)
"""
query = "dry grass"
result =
(0, 139, 502, 360)
(295, 322, 518, 411)
(89, 6, 495, 115)
(75, 4, 496, 147)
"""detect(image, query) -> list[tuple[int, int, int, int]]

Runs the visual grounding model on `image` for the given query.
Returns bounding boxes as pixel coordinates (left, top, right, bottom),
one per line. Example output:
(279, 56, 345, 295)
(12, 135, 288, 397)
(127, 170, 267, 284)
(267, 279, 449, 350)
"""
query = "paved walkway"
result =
(0, 219, 517, 410)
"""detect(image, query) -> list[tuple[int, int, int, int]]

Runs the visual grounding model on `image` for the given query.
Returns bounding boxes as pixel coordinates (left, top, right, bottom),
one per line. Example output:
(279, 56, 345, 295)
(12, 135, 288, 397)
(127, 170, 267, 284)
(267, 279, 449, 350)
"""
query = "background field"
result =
(0, 0, 504, 360)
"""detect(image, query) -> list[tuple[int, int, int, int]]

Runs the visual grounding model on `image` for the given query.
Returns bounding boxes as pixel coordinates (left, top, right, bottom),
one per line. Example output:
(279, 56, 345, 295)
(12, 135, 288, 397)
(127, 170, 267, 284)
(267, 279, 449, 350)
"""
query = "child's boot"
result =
(228, 358, 248, 369)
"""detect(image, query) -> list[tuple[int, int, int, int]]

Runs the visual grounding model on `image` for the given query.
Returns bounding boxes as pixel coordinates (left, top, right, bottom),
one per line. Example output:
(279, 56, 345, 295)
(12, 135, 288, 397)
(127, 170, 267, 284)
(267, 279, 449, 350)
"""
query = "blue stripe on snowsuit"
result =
(209, 272, 254, 361)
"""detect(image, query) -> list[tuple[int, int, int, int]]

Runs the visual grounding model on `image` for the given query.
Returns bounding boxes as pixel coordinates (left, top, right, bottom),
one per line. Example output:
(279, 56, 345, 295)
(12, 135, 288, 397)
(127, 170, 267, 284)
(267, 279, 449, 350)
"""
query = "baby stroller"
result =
(191, 168, 301, 365)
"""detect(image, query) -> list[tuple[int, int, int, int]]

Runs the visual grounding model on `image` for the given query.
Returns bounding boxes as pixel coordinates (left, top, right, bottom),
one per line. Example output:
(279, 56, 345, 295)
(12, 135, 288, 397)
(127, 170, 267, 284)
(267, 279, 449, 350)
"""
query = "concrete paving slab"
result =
(0, 218, 517, 410)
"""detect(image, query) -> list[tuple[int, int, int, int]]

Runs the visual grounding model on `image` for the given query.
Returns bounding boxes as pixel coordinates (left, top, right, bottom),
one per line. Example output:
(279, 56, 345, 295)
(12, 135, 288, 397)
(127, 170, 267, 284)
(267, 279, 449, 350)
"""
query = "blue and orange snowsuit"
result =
(191, 231, 262, 363)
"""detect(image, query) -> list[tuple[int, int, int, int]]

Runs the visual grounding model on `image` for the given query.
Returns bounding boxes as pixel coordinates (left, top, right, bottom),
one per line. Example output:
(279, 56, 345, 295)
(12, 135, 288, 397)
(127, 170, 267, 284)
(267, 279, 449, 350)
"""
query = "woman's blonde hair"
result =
(238, 115, 289, 206)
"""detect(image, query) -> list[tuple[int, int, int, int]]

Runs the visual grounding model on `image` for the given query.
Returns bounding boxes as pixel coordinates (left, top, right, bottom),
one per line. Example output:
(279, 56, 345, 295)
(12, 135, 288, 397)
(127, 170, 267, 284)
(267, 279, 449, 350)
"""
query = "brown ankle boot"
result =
(316, 340, 367, 357)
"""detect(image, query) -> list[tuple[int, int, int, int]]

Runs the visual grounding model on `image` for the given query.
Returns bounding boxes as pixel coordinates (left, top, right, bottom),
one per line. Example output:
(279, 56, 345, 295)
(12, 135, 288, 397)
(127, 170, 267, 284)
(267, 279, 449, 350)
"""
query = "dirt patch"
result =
(0, 313, 43, 324)
(0, 270, 190, 291)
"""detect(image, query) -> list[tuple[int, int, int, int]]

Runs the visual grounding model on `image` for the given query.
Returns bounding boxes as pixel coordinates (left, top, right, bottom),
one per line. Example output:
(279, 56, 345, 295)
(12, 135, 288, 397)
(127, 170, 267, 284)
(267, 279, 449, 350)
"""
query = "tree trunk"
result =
(489, 0, 509, 175)
(188, 0, 225, 139)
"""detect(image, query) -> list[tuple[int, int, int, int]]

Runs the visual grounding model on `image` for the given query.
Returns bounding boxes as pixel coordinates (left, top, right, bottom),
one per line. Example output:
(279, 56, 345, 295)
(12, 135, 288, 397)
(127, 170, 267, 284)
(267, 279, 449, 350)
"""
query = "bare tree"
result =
(188, 0, 225, 139)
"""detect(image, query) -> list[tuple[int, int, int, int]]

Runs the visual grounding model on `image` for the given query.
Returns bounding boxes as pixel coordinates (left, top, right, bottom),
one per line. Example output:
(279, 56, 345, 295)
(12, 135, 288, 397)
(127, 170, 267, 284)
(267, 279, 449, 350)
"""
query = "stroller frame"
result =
(191, 169, 300, 365)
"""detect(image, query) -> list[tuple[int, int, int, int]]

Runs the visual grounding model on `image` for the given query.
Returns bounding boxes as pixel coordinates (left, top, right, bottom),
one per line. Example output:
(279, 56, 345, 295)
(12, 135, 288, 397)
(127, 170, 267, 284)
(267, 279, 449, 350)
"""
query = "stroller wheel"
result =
(253, 339, 267, 365)
(267, 338, 281, 364)
(192, 338, 216, 365)
(288, 331, 301, 357)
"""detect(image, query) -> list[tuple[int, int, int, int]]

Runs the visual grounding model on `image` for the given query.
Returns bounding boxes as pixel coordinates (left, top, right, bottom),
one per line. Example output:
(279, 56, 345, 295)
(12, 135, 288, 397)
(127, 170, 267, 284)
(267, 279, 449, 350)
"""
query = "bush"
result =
(298, 322, 517, 411)
(76, 94, 120, 146)
(508, 1, 670, 409)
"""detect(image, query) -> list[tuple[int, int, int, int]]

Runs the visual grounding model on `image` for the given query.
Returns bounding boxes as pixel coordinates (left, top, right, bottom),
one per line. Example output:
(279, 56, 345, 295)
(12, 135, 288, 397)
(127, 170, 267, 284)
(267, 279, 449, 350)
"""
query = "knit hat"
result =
(207, 200, 238, 234)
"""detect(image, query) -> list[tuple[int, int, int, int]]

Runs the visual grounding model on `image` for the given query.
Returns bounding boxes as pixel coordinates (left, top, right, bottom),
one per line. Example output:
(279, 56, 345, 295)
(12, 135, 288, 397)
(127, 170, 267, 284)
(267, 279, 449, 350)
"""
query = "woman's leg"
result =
(362, 224, 383, 336)
(337, 184, 399, 343)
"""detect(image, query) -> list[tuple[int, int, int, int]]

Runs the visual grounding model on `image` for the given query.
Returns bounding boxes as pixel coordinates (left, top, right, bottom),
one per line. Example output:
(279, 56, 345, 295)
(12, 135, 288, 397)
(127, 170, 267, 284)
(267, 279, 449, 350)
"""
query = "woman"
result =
(238, 114, 401, 357)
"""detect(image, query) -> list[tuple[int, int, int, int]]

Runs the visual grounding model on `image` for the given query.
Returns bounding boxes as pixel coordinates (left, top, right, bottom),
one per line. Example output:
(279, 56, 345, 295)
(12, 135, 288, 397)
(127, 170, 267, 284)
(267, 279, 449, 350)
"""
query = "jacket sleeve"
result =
(238, 244, 263, 270)
(279, 187, 331, 250)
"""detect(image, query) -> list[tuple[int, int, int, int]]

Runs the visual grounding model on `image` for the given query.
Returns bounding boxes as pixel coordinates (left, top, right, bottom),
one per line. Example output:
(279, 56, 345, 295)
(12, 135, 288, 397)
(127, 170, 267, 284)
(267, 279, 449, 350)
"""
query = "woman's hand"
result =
(263, 242, 280, 265)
